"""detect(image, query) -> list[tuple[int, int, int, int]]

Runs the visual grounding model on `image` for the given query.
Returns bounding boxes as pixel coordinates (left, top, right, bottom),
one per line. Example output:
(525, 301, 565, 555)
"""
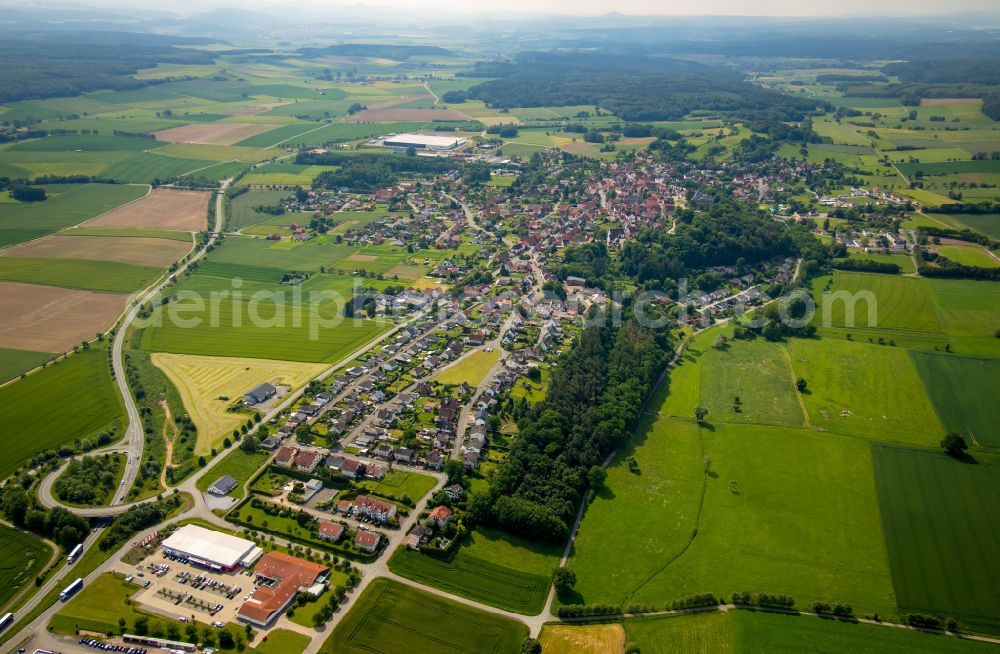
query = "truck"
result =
(59, 578, 83, 601)
(67, 543, 83, 564)
(0, 612, 13, 631)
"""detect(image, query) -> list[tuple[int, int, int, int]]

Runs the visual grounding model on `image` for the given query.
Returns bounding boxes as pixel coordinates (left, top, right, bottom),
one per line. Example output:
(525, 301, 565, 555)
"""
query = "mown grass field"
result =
(431, 349, 500, 387)
(354, 469, 436, 502)
(196, 447, 270, 498)
(151, 353, 327, 454)
(0, 257, 162, 293)
(141, 300, 390, 364)
(846, 251, 916, 274)
(228, 190, 291, 230)
(911, 352, 1000, 449)
(389, 526, 560, 615)
(0, 183, 147, 247)
(935, 245, 1000, 268)
(698, 338, 804, 428)
(923, 278, 1000, 356)
(786, 338, 944, 446)
(0, 347, 123, 480)
(624, 610, 999, 653)
(322, 578, 528, 654)
(813, 272, 943, 335)
(0, 524, 51, 610)
(247, 629, 310, 654)
(873, 445, 1000, 634)
(568, 415, 896, 618)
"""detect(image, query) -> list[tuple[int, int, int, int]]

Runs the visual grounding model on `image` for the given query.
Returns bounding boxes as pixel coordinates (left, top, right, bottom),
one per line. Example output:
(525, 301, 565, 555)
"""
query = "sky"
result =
(83, 0, 1000, 18)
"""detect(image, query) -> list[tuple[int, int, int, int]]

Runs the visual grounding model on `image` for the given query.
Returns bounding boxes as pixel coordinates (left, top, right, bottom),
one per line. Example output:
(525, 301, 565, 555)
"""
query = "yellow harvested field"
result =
(539, 624, 625, 654)
(151, 352, 326, 454)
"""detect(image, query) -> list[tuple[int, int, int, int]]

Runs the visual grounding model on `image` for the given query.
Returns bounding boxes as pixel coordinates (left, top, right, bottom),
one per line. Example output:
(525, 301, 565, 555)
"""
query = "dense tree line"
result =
(99, 496, 180, 552)
(298, 151, 457, 191)
(882, 59, 1000, 86)
(470, 318, 667, 542)
(454, 53, 825, 122)
(0, 33, 215, 104)
(0, 484, 89, 550)
(53, 454, 121, 506)
(831, 258, 901, 274)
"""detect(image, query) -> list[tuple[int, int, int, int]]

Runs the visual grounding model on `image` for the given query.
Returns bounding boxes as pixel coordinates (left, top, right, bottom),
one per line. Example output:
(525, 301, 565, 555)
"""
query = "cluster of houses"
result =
(835, 229, 908, 253)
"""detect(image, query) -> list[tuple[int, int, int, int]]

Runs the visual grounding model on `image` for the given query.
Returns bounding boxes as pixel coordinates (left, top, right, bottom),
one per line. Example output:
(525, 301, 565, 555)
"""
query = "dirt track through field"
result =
(160, 400, 177, 489)
(85, 188, 211, 231)
(0, 281, 129, 352)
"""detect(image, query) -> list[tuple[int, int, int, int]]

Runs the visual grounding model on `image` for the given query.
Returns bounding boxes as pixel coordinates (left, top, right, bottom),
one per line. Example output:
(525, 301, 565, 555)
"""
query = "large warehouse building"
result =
(382, 133, 467, 151)
(160, 524, 263, 572)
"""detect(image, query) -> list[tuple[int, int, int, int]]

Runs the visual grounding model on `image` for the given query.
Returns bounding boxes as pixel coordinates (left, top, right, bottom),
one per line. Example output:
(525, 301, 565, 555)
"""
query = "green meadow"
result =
(322, 578, 527, 654)
(0, 258, 162, 293)
(911, 352, 1000, 449)
(873, 445, 1000, 634)
(625, 610, 1000, 654)
(388, 526, 560, 615)
(0, 346, 124, 480)
(0, 347, 55, 383)
(0, 183, 147, 247)
(0, 523, 51, 610)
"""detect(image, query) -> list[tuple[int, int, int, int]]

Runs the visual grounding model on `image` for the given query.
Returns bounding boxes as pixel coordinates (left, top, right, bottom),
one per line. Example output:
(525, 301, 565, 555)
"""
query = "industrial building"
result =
(160, 524, 263, 572)
(382, 133, 467, 151)
(237, 551, 329, 627)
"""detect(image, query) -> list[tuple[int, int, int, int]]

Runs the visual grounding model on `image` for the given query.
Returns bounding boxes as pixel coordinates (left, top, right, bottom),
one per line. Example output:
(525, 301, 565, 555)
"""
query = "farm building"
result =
(238, 551, 329, 627)
(382, 133, 467, 151)
(160, 524, 262, 572)
(244, 382, 276, 406)
(207, 474, 238, 496)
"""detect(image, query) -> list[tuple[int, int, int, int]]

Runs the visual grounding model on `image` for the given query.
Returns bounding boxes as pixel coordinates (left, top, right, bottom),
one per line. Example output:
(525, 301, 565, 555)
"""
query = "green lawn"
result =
(355, 469, 437, 503)
(0, 524, 51, 611)
(0, 183, 147, 247)
(0, 347, 124, 480)
(874, 445, 1000, 634)
(321, 578, 528, 654)
(625, 610, 1000, 654)
(388, 526, 561, 615)
(846, 251, 917, 274)
(911, 352, 1000, 449)
(286, 570, 349, 628)
(0, 257, 162, 293)
(935, 245, 1000, 268)
(432, 349, 500, 386)
(698, 338, 805, 428)
(787, 338, 945, 446)
(568, 416, 896, 619)
(228, 190, 292, 230)
(196, 447, 270, 498)
(248, 629, 310, 654)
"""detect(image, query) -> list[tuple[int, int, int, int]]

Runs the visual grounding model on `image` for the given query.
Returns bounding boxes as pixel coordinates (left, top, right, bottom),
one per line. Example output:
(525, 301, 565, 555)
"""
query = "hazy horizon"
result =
(11, 0, 1000, 19)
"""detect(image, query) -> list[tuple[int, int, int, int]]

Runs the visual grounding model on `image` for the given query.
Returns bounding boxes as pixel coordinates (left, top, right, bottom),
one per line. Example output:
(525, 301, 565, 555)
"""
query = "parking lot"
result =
(130, 550, 256, 627)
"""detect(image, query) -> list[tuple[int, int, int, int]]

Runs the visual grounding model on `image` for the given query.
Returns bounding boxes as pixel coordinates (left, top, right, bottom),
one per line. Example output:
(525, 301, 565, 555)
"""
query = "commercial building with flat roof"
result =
(382, 133, 467, 151)
(160, 524, 262, 572)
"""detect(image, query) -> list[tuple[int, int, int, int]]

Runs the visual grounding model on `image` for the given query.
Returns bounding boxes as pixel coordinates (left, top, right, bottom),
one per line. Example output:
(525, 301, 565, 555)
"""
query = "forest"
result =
(299, 151, 458, 191)
(0, 32, 216, 104)
(452, 53, 826, 122)
(470, 318, 667, 543)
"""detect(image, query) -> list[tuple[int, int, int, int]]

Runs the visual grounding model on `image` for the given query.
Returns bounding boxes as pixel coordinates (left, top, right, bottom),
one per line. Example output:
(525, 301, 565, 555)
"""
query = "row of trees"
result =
(0, 483, 90, 550)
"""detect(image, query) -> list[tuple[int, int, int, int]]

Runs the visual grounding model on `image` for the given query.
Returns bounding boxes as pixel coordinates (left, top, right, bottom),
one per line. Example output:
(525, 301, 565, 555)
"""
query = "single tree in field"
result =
(695, 406, 709, 424)
(552, 567, 577, 596)
(795, 377, 807, 392)
(940, 433, 968, 458)
(587, 465, 607, 490)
